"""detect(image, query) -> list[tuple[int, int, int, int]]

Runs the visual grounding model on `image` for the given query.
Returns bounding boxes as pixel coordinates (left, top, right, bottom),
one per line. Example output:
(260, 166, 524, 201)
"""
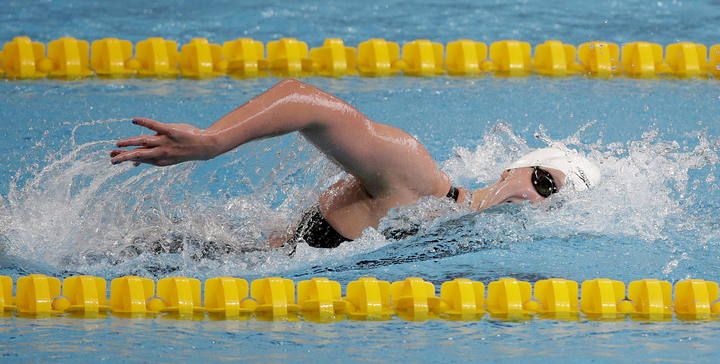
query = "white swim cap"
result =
(506, 146, 601, 191)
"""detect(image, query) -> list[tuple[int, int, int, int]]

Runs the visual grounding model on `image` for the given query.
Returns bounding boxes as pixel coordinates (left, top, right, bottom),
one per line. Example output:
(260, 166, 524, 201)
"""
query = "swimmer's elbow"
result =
(271, 78, 365, 135)
(274, 79, 354, 126)
(273, 78, 312, 94)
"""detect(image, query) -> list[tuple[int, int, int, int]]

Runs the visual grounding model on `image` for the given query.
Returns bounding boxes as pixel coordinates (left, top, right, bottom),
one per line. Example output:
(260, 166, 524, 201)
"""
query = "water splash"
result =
(0, 120, 717, 278)
(442, 122, 719, 244)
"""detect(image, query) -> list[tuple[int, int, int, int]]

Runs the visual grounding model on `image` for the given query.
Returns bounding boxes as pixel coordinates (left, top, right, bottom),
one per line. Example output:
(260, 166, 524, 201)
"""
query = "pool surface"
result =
(1, 0, 719, 363)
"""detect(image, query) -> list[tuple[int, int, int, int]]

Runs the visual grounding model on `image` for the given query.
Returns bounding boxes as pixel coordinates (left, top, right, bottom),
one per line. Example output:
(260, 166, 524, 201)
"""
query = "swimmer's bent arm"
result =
(112, 79, 448, 197)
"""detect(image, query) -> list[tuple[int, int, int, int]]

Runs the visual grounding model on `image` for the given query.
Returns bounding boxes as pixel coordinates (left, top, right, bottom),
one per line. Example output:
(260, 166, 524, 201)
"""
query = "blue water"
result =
(1, 0, 720, 363)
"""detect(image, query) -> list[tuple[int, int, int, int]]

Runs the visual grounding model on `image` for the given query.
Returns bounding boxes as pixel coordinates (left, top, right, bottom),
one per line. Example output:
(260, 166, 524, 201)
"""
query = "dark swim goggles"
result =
(531, 166, 558, 198)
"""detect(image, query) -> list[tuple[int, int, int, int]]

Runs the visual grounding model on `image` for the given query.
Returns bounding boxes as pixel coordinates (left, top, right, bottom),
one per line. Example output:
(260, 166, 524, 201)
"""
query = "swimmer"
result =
(111, 79, 600, 249)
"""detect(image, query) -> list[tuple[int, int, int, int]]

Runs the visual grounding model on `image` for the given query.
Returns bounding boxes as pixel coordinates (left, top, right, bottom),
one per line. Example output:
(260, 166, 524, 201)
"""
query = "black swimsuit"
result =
(290, 186, 461, 249)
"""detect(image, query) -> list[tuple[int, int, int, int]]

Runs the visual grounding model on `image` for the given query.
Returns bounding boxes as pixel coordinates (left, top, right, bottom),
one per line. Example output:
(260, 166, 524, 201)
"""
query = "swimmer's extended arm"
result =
(112, 79, 449, 197)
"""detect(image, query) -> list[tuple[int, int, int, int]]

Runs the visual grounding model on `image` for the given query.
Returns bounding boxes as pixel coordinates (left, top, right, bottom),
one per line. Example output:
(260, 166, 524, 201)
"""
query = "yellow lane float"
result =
(156, 277, 203, 315)
(16, 274, 62, 315)
(0, 37, 717, 79)
(357, 38, 401, 76)
(533, 40, 581, 76)
(488, 40, 532, 75)
(621, 41, 670, 77)
(204, 277, 253, 317)
(665, 42, 707, 77)
(486, 277, 533, 317)
(391, 277, 443, 320)
(223, 38, 265, 77)
(0, 276, 16, 313)
(251, 276, 300, 318)
(91, 38, 135, 77)
(445, 39, 487, 76)
(1, 274, 719, 321)
(297, 277, 346, 318)
(46, 37, 93, 78)
(674, 279, 719, 319)
(266, 37, 308, 76)
(110, 276, 155, 314)
(439, 278, 485, 317)
(61, 275, 110, 314)
(628, 279, 672, 319)
(400, 39, 444, 76)
(710, 44, 720, 77)
(133, 37, 179, 77)
(2, 36, 48, 79)
(306, 38, 356, 77)
(577, 41, 619, 77)
(580, 278, 631, 318)
(533, 278, 579, 318)
(180, 38, 225, 78)
(344, 277, 393, 320)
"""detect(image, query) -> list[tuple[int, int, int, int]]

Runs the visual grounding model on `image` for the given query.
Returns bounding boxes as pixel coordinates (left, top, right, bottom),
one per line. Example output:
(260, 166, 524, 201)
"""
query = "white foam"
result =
(441, 122, 719, 243)
(0, 120, 717, 277)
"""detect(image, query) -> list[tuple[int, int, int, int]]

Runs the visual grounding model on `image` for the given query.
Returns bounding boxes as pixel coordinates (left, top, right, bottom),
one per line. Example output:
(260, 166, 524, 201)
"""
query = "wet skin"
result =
(112, 79, 565, 240)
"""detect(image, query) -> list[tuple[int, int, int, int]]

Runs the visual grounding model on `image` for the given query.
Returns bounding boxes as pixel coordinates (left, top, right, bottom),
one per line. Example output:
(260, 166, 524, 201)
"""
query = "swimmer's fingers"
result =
(125, 158, 170, 167)
(110, 149, 145, 158)
(132, 117, 175, 136)
(116, 134, 165, 148)
(110, 150, 144, 167)
(110, 147, 165, 165)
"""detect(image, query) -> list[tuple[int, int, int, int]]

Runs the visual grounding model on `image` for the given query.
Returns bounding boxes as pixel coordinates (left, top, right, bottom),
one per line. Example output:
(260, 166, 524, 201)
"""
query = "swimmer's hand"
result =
(111, 117, 218, 166)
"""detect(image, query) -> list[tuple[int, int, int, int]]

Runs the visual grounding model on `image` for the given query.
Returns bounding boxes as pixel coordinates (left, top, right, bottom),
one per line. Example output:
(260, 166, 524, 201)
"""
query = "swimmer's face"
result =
(493, 167, 566, 204)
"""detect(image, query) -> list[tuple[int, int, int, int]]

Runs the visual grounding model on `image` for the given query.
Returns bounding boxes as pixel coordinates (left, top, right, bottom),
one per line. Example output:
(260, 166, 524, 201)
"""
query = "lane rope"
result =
(2, 274, 719, 321)
(1, 37, 718, 79)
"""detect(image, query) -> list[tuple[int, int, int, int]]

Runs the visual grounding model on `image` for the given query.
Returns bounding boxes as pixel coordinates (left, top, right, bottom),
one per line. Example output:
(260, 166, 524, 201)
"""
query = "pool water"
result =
(1, 0, 720, 363)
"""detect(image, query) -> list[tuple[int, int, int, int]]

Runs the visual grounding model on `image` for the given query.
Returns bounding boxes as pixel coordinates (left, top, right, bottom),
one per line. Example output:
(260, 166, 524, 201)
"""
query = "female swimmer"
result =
(111, 79, 600, 249)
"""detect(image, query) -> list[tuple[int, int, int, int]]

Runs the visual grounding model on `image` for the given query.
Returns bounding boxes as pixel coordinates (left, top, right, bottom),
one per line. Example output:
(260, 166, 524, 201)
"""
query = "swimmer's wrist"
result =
(202, 125, 254, 158)
(200, 130, 224, 159)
